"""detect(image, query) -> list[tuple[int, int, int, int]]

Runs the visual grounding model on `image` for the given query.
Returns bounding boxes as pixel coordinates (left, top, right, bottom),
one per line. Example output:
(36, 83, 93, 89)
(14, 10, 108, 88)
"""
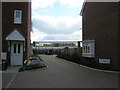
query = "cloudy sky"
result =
(31, 0, 84, 42)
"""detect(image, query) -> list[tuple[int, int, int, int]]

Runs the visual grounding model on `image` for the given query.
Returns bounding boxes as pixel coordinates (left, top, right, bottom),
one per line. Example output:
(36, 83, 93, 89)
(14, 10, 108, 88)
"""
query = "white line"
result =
(5, 72, 18, 89)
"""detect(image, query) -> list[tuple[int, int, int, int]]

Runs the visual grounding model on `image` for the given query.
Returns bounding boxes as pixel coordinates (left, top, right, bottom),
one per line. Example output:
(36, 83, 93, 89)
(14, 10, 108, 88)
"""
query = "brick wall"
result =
(82, 2, 119, 70)
(2, 2, 31, 64)
(57, 47, 119, 71)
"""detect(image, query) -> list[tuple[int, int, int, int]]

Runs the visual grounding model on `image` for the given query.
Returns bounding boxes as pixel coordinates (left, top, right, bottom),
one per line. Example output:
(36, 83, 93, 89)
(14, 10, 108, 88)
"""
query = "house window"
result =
(82, 40, 95, 58)
(18, 44, 21, 53)
(14, 10, 22, 24)
(83, 44, 90, 54)
(14, 44, 16, 53)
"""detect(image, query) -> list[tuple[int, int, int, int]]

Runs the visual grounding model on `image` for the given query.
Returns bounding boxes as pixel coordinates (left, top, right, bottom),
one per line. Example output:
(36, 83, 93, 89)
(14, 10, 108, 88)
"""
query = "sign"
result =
(1, 52, 7, 60)
(99, 59, 110, 64)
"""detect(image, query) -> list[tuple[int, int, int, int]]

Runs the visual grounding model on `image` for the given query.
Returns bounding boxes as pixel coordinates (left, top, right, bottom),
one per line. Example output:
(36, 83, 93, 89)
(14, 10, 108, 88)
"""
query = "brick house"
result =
(80, 2, 120, 70)
(2, 1, 31, 66)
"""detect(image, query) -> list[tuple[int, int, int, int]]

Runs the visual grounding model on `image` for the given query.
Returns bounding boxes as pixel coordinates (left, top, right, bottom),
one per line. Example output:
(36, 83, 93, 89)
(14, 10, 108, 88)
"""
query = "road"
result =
(4, 55, 119, 88)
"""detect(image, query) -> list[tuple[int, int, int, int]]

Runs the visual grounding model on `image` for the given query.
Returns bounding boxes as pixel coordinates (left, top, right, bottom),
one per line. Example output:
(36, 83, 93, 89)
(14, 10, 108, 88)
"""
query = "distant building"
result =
(80, 2, 120, 70)
(34, 41, 78, 48)
(2, 1, 31, 66)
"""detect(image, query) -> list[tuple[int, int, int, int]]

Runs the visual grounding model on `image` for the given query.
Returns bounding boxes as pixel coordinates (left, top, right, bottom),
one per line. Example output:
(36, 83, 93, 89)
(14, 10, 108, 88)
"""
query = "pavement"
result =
(2, 66, 20, 89)
(2, 55, 120, 88)
(2, 66, 20, 73)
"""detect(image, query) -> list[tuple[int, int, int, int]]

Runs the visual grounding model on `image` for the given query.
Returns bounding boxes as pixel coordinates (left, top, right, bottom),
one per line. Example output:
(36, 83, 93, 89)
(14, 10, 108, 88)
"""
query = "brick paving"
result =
(2, 66, 20, 89)
(5, 55, 119, 88)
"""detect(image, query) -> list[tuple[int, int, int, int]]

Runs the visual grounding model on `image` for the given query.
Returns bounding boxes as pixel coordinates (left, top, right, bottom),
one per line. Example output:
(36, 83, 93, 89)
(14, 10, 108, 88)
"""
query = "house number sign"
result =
(99, 59, 110, 64)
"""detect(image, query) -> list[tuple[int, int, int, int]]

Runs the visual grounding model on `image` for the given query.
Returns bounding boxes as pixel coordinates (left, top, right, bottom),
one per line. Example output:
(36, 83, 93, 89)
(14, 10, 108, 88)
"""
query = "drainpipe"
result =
(0, 1, 2, 90)
(78, 41, 81, 48)
(118, 1, 120, 71)
(27, 1, 31, 62)
(0, 1, 2, 63)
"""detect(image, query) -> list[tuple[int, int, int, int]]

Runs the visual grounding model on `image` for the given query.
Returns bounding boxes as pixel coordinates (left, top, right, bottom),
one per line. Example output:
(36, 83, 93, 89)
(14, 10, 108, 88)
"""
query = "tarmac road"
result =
(5, 55, 119, 88)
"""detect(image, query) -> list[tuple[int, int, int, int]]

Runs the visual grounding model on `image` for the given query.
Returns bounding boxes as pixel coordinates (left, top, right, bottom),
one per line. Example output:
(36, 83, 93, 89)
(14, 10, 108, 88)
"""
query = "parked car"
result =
(46, 49, 53, 55)
(19, 59, 46, 72)
(30, 59, 45, 69)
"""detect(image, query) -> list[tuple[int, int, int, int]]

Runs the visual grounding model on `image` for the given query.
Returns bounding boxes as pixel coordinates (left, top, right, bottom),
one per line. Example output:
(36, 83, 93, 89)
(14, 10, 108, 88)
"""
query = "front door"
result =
(11, 41, 23, 66)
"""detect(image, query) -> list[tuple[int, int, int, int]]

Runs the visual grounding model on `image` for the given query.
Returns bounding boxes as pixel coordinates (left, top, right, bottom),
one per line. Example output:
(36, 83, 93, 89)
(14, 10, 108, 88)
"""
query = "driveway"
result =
(4, 55, 119, 88)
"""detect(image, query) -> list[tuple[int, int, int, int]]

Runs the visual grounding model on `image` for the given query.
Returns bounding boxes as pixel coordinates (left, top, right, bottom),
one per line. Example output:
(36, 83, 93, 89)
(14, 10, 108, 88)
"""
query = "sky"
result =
(31, 0, 84, 42)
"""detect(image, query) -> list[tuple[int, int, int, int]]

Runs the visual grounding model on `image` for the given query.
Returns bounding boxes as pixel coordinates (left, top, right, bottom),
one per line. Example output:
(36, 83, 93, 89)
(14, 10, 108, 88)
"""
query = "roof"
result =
(80, 1, 86, 16)
(6, 29, 25, 41)
(80, 1, 120, 16)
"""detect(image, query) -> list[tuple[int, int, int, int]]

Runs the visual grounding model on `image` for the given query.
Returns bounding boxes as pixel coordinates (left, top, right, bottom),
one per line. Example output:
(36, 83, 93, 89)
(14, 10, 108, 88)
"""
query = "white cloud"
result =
(32, 0, 56, 9)
(32, 0, 84, 9)
(32, 14, 82, 34)
(31, 0, 83, 42)
(58, 0, 84, 8)
(31, 30, 82, 42)
(32, 14, 82, 41)
(31, 28, 47, 42)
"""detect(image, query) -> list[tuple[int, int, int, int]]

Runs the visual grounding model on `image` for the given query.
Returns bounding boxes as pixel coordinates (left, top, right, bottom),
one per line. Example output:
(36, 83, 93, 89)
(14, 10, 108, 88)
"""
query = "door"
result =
(11, 41, 23, 66)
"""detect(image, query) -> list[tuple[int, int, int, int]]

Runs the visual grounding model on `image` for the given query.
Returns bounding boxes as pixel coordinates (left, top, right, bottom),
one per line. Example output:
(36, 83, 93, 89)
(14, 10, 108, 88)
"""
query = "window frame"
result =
(82, 40, 95, 58)
(14, 10, 22, 24)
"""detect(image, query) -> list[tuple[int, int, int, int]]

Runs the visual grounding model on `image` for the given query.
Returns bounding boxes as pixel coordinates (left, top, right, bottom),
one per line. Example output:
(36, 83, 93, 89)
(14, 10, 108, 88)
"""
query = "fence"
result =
(57, 47, 82, 64)
(33, 47, 119, 71)
(57, 47, 118, 71)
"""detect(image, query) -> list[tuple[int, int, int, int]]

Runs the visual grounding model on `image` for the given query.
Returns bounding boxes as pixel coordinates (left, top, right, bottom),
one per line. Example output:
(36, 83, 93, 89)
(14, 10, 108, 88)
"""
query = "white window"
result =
(14, 10, 22, 24)
(1, 52, 7, 60)
(82, 40, 95, 58)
